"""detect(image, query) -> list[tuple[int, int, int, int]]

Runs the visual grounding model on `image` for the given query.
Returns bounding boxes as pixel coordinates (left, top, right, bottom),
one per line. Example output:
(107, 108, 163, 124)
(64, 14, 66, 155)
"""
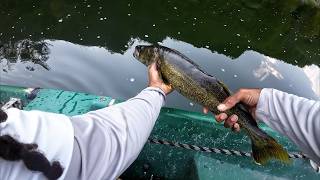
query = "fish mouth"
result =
(133, 49, 139, 59)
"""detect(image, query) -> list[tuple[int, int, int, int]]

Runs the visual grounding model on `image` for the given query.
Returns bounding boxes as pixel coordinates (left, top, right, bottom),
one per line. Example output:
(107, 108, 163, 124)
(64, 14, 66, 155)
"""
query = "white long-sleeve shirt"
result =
(0, 108, 74, 180)
(256, 88, 320, 165)
(66, 87, 166, 179)
(0, 87, 165, 180)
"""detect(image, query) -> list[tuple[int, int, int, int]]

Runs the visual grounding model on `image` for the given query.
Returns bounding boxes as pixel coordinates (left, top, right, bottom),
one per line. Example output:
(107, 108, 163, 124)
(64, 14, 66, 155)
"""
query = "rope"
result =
(148, 138, 307, 159)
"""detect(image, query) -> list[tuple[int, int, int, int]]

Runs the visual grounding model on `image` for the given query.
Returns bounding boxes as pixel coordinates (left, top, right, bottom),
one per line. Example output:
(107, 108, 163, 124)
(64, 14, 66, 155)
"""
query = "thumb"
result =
(148, 62, 157, 72)
(217, 94, 241, 112)
(148, 63, 160, 80)
(148, 62, 157, 71)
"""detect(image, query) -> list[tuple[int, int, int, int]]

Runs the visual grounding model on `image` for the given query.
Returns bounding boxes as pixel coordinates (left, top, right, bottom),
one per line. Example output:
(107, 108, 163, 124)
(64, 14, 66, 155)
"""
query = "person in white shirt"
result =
(0, 62, 172, 180)
(203, 88, 320, 167)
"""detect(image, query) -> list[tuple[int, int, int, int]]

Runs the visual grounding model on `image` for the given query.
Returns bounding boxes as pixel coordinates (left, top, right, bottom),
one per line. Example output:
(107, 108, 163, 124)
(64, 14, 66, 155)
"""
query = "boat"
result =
(0, 85, 319, 179)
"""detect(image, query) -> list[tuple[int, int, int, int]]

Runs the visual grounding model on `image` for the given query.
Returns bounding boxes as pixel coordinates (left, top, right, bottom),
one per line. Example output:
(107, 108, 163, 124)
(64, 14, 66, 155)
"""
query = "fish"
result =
(133, 44, 290, 164)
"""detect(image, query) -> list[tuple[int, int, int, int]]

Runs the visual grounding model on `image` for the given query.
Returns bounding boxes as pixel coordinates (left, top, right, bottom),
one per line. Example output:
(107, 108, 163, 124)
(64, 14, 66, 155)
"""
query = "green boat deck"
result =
(0, 85, 319, 179)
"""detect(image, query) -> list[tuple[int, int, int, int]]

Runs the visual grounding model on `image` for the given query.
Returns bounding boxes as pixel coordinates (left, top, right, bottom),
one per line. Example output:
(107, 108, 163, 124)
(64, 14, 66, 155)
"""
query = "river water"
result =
(1, 0, 319, 112)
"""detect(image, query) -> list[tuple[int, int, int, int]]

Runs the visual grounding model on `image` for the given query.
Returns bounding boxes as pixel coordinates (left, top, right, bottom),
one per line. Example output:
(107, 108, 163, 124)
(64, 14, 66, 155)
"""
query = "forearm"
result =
(81, 87, 165, 177)
(114, 87, 165, 154)
(256, 88, 320, 164)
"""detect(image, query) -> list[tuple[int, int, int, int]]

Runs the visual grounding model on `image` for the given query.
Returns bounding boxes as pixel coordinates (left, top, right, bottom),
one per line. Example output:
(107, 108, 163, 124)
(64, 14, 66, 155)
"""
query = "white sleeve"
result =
(83, 87, 165, 177)
(112, 86, 166, 154)
(256, 88, 320, 165)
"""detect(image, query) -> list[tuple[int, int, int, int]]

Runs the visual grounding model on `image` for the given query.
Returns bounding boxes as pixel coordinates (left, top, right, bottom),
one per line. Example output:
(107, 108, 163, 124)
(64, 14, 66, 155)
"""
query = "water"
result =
(1, 0, 319, 112)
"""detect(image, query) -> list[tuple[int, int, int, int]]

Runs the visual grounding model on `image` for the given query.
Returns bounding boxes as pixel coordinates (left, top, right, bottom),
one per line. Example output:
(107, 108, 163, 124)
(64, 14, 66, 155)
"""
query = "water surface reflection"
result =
(1, 38, 318, 112)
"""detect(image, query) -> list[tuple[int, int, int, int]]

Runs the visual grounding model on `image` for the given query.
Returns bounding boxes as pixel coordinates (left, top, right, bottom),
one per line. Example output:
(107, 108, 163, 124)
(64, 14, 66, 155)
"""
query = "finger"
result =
(148, 63, 162, 82)
(217, 95, 240, 112)
(218, 89, 252, 112)
(147, 62, 154, 71)
(232, 123, 240, 132)
(225, 114, 238, 128)
(215, 113, 227, 123)
(214, 115, 219, 121)
(148, 63, 158, 76)
(203, 107, 209, 114)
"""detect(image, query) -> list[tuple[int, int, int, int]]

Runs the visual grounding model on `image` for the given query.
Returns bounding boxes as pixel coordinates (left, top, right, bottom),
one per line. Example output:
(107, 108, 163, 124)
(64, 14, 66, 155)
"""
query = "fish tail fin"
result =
(251, 134, 291, 165)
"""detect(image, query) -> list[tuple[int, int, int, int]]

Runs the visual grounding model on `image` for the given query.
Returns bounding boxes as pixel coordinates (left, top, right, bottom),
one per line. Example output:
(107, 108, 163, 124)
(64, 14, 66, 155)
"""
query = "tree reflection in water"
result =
(0, 39, 50, 72)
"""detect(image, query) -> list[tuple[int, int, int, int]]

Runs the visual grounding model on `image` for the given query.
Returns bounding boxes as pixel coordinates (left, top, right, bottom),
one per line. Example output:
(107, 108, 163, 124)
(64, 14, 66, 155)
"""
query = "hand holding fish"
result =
(203, 89, 262, 132)
(148, 62, 173, 95)
(135, 45, 289, 164)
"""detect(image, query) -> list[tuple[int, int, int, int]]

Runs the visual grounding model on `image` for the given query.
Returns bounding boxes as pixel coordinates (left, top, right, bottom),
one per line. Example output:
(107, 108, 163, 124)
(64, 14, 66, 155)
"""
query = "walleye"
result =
(133, 45, 290, 164)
